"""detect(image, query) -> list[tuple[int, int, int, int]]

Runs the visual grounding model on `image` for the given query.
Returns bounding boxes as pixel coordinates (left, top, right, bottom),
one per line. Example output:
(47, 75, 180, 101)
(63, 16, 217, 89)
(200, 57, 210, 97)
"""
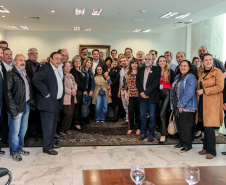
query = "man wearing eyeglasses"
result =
(136, 54, 161, 142)
(26, 48, 40, 140)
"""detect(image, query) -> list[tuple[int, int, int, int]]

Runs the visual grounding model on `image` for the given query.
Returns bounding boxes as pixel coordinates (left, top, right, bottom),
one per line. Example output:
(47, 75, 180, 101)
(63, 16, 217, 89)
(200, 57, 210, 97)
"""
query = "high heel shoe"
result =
(159, 136, 167, 144)
(194, 131, 202, 139)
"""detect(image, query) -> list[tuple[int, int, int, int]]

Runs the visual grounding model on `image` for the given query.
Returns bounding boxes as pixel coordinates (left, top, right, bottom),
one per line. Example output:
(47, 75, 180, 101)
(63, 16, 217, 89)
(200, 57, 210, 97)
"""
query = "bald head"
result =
(198, 46, 208, 58)
(14, 54, 26, 70)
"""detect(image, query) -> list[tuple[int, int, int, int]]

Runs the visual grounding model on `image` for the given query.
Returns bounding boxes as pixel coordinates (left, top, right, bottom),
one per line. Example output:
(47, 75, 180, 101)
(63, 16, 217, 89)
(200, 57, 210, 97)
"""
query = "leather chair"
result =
(0, 168, 12, 185)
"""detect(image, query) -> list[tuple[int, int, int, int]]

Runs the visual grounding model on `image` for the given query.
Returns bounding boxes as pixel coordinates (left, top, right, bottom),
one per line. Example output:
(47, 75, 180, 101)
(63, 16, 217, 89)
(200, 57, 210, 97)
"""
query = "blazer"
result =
(32, 62, 65, 112)
(0, 65, 3, 107)
(0, 62, 7, 77)
(136, 65, 161, 103)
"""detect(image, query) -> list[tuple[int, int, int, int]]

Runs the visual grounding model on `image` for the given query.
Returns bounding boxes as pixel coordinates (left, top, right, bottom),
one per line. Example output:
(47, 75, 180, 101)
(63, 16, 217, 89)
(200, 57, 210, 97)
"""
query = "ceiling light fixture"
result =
(175, 13, 191, 19)
(51, 10, 55, 13)
(160, 12, 178, 18)
(75, 8, 85, 15)
(20, 26, 29, 30)
(132, 29, 141, 33)
(2, 15, 5, 18)
(84, 28, 91, 31)
(91, 9, 102, 15)
(73, 27, 80, 31)
(143, 29, 152, 33)
(8, 25, 18, 29)
(0, 6, 10, 13)
(134, 19, 144, 22)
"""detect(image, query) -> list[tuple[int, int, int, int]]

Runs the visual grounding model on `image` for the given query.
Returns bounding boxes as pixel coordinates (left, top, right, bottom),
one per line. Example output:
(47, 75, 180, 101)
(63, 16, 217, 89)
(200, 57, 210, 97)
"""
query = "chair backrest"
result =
(0, 168, 12, 185)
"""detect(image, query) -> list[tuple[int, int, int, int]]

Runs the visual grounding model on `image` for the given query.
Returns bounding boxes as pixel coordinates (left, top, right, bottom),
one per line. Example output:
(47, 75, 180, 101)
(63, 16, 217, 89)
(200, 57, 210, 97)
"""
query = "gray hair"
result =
(28, 48, 38, 54)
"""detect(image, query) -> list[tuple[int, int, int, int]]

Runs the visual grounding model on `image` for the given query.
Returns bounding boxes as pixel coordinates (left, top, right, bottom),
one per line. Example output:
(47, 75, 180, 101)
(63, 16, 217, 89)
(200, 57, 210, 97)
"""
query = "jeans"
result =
(140, 99, 157, 137)
(95, 94, 108, 121)
(8, 103, 30, 154)
(121, 90, 128, 122)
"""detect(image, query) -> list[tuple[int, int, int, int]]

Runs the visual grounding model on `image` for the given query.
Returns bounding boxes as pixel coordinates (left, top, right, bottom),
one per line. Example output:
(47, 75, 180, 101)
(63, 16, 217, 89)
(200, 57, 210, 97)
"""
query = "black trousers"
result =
(27, 109, 41, 137)
(175, 112, 195, 149)
(159, 89, 170, 136)
(73, 90, 83, 125)
(40, 101, 60, 151)
(0, 104, 9, 141)
(128, 97, 140, 130)
(198, 96, 216, 156)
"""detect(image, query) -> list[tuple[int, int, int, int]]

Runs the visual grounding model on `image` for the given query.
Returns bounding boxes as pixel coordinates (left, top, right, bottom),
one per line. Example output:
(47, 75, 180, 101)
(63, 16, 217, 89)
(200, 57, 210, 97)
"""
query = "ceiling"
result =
(0, 0, 226, 33)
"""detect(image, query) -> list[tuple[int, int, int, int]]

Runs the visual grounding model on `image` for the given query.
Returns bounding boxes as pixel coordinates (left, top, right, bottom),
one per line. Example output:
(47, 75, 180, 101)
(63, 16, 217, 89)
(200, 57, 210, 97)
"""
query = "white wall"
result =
(5, 28, 186, 64)
(0, 27, 5, 40)
(191, 14, 225, 61)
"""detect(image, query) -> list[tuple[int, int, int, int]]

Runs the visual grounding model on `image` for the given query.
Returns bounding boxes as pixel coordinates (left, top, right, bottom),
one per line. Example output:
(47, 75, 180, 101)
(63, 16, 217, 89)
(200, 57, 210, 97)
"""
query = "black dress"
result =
(109, 66, 121, 107)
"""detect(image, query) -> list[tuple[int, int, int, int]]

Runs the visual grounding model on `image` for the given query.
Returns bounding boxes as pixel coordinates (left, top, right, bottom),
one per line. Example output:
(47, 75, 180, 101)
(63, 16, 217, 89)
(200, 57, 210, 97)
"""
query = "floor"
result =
(0, 144, 226, 185)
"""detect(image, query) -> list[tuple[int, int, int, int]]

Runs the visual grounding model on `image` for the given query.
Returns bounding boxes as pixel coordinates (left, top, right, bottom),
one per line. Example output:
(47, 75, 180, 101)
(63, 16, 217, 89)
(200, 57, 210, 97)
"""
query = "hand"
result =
(104, 72, 108, 79)
(71, 89, 77, 96)
(196, 89, 204, 95)
(83, 91, 88, 96)
(117, 91, 121, 98)
(178, 107, 183, 113)
(140, 92, 148, 99)
(45, 94, 50, 98)
(108, 92, 112, 97)
(223, 103, 226, 110)
(13, 115, 19, 119)
(89, 91, 93, 97)
(40, 59, 48, 65)
(107, 85, 111, 90)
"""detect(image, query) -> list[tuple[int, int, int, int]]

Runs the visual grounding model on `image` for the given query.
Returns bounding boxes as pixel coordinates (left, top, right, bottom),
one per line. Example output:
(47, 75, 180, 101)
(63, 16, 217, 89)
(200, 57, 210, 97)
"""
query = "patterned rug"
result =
(1, 119, 226, 147)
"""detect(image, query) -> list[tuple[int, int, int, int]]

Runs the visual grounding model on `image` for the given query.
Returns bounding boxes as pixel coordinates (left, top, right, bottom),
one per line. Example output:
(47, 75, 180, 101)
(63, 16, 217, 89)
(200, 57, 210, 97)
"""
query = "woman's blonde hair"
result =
(82, 57, 93, 70)
(156, 56, 170, 83)
(72, 55, 81, 68)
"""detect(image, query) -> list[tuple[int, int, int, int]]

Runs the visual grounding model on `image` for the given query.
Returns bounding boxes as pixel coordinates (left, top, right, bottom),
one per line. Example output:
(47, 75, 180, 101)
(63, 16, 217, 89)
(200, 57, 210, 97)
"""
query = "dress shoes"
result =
(0, 151, 5, 156)
(52, 144, 61, 149)
(221, 152, 226, 155)
(54, 134, 64, 140)
(206, 153, 214, 159)
(148, 135, 154, 142)
(198, 149, 207, 155)
(180, 147, 193, 153)
(139, 135, 147, 141)
(43, 149, 58, 155)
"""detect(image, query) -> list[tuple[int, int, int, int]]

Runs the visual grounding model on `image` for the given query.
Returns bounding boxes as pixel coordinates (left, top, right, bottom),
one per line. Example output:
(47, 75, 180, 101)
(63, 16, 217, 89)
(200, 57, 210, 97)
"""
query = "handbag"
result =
(81, 95, 90, 118)
(168, 111, 177, 135)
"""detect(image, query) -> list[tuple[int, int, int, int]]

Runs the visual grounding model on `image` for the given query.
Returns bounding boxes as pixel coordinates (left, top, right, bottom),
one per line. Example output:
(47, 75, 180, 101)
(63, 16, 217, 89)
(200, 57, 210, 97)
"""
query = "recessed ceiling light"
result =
(132, 29, 141, 33)
(2, 15, 5, 18)
(8, 25, 18, 29)
(189, 20, 192, 22)
(160, 12, 178, 18)
(20, 26, 29, 30)
(143, 29, 152, 33)
(175, 13, 191, 19)
(73, 27, 80, 31)
(139, 10, 146, 14)
(91, 9, 102, 15)
(134, 19, 144, 22)
(0, 6, 10, 13)
(75, 8, 85, 15)
(51, 10, 55, 13)
(84, 28, 91, 31)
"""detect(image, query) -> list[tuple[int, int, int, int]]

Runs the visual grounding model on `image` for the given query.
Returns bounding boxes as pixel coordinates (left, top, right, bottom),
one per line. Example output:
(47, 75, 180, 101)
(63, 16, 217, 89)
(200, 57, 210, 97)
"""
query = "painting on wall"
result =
(79, 45, 111, 60)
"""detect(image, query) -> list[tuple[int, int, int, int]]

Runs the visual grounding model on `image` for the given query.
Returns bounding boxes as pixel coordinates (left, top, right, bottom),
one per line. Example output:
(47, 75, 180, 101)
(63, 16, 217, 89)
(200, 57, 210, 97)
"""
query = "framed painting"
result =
(79, 44, 111, 60)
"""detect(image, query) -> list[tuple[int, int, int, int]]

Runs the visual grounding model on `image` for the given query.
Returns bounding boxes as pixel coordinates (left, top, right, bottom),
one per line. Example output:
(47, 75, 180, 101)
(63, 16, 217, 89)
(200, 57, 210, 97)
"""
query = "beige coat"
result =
(63, 73, 77, 105)
(92, 75, 112, 104)
(196, 67, 224, 127)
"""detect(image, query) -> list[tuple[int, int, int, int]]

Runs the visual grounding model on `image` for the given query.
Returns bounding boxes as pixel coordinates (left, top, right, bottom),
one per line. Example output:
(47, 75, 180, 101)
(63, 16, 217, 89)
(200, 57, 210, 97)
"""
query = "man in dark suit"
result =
(25, 48, 41, 139)
(32, 52, 64, 155)
(136, 54, 161, 142)
(91, 49, 105, 74)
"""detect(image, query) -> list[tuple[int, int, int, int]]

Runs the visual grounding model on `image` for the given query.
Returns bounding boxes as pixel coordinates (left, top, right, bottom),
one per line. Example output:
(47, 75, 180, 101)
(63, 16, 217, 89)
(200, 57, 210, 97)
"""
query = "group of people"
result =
(0, 39, 226, 162)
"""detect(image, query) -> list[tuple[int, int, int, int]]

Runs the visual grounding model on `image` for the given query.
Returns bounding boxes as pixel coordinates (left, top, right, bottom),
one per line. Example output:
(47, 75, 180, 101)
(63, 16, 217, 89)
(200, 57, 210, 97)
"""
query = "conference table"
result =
(83, 166, 226, 185)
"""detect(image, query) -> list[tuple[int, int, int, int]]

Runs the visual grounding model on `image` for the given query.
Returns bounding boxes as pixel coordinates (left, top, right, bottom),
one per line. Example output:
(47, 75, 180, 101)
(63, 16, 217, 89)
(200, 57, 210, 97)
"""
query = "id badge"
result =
(160, 84, 163, 89)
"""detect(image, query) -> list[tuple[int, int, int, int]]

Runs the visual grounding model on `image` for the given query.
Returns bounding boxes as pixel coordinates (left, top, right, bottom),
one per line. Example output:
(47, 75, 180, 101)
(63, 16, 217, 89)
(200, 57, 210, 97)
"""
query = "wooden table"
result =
(83, 166, 226, 185)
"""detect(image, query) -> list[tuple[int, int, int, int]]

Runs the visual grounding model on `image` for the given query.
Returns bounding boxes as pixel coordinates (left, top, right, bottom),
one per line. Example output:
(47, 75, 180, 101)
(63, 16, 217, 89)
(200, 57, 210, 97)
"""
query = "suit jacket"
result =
(0, 62, 7, 77)
(136, 65, 161, 103)
(32, 62, 64, 112)
(0, 64, 3, 107)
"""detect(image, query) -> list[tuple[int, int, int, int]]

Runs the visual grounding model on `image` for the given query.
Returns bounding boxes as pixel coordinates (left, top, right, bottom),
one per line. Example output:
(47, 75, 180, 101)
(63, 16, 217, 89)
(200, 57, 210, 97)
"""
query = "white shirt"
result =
(153, 58, 158, 66)
(2, 61, 13, 72)
(92, 60, 99, 75)
(50, 63, 63, 99)
(0, 63, 3, 78)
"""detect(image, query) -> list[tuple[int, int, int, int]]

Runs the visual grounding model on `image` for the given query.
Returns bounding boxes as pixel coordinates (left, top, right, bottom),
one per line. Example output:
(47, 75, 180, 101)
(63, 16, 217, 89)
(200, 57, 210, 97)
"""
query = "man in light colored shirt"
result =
(124, 48, 134, 62)
(118, 56, 129, 123)
(2, 48, 13, 72)
(33, 52, 64, 155)
(111, 49, 118, 59)
(164, 51, 177, 71)
(149, 50, 158, 65)
(92, 49, 105, 75)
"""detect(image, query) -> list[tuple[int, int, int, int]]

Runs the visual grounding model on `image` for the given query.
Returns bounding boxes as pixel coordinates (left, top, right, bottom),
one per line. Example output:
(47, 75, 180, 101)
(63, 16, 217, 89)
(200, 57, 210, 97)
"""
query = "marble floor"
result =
(0, 144, 226, 185)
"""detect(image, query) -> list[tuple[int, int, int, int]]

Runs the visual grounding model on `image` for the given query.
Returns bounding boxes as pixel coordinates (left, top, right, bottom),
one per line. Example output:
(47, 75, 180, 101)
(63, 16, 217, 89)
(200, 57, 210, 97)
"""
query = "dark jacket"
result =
(0, 62, 7, 77)
(70, 68, 86, 92)
(136, 65, 161, 103)
(0, 67, 3, 107)
(32, 62, 64, 112)
(4, 66, 34, 117)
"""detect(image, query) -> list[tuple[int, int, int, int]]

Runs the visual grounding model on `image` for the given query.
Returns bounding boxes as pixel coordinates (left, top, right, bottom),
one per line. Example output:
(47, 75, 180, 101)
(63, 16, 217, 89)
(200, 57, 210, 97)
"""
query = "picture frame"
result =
(79, 44, 111, 60)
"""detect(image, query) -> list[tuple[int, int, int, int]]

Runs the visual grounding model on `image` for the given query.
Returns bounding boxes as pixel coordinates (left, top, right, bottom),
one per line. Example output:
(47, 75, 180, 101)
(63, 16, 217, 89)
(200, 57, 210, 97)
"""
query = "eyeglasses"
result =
(29, 53, 38, 55)
(145, 58, 151, 60)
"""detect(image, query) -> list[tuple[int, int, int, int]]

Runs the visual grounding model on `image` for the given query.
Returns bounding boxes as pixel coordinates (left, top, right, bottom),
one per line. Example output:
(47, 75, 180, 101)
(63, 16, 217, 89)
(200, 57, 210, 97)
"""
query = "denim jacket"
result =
(82, 67, 94, 92)
(170, 73, 198, 111)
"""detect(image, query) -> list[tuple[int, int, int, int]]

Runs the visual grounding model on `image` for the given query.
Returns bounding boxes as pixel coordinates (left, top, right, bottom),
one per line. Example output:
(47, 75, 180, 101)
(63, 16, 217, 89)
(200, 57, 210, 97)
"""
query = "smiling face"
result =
(112, 60, 118, 68)
(193, 58, 201, 68)
(179, 61, 190, 76)
(50, 53, 61, 68)
(198, 46, 208, 58)
(111, 51, 117, 58)
(85, 60, 92, 69)
(144, 54, 153, 67)
(96, 66, 103, 75)
(120, 57, 128, 68)
(14, 54, 26, 70)
(158, 57, 167, 68)
(176, 52, 186, 64)
(164, 52, 172, 63)
(202, 55, 213, 70)
(105, 59, 112, 67)
(28, 49, 38, 62)
(131, 61, 138, 70)
(3, 49, 13, 64)
(61, 50, 69, 63)
(73, 59, 81, 68)
(92, 51, 99, 61)
(125, 49, 132, 58)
